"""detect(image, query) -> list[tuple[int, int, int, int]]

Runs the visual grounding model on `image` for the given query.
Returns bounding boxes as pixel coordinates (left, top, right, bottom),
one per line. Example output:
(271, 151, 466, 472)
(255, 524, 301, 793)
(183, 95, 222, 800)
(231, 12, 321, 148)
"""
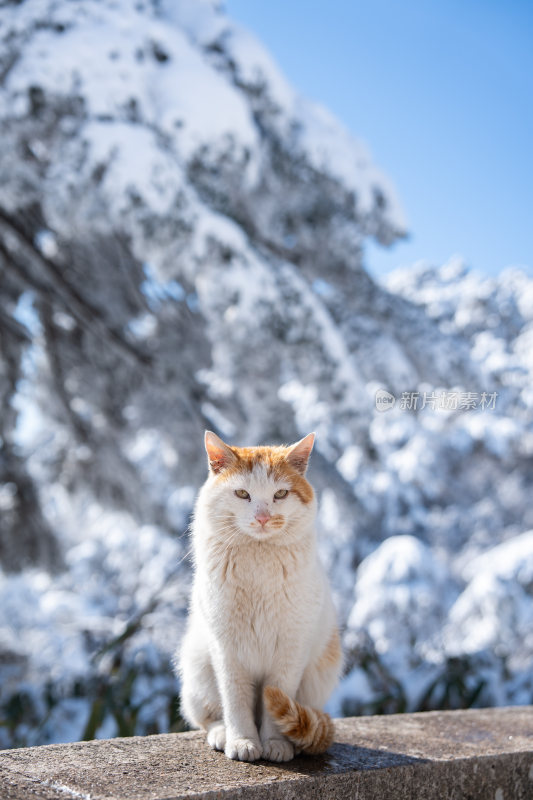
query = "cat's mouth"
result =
(249, 515, 285, 535)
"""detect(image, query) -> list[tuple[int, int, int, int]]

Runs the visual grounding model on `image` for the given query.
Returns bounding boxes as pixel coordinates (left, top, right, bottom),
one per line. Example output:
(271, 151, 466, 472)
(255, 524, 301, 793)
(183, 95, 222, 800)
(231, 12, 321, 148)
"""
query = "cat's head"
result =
(201, 430, 316, 541)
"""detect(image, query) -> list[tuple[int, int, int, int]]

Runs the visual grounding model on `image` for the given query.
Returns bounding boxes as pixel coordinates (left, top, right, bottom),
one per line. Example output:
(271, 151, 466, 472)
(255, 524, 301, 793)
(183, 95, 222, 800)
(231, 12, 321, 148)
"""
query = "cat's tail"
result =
(263, 686, 334, 755)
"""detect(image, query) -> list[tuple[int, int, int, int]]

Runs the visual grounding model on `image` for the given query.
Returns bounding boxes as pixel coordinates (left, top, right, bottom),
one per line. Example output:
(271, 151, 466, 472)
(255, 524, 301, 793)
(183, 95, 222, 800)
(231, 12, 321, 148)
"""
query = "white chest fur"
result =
(197, 533, 322, 676)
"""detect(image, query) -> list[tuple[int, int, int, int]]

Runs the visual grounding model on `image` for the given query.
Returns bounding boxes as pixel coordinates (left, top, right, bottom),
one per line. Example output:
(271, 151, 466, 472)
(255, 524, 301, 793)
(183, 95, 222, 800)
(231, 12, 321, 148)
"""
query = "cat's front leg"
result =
(215, 652, 262, 762)
(260, 706, 294, 762)
(259, 671, 301, 762)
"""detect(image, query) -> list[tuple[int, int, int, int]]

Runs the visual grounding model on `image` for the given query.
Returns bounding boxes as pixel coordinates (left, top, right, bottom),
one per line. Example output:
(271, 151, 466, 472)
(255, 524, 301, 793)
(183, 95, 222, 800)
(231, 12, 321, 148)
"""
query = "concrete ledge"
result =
(1, 707, 532, 799)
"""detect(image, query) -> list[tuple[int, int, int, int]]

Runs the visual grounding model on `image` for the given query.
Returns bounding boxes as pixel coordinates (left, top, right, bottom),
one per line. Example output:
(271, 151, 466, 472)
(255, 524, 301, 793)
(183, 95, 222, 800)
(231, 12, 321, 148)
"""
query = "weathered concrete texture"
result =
(1, 707, 532, 800)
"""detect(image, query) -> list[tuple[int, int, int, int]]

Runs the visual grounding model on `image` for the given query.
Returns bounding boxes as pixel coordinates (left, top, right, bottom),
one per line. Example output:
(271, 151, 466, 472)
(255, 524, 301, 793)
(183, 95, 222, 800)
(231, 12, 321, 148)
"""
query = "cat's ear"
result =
(286, 432, 315, 475)
(205, 430, 237, 474)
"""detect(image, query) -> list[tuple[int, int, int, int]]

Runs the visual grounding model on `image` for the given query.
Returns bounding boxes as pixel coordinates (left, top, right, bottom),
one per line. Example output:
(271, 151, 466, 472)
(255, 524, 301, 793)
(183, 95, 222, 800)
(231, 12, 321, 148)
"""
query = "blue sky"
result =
(226, 0, 533, 278)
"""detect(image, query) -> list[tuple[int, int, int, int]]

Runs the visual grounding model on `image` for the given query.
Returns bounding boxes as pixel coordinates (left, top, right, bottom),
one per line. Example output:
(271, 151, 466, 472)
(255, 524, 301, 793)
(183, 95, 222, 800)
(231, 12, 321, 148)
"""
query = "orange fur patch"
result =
(263, 686, 334, 754)
(317, 627, 342, 673)
(215, 445, 314, 504)
(264, 685, 291, 718)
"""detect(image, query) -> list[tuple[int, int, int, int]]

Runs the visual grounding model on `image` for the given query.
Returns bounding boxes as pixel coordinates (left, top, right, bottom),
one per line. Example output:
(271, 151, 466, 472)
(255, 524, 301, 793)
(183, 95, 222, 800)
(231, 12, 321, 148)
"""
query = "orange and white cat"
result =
(178, 431, 342, 762)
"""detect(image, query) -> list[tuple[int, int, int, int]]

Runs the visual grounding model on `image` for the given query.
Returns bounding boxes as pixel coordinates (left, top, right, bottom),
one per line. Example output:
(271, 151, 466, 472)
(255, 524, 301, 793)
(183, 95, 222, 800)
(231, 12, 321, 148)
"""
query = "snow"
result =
(337, 528, 533, 711)
(347, 536, 456, 660)
(5, 0, 258, 161)
(294, 97, 407, 228)
(3, 0, 404, 229)
(461, 530, 533, 589)
(160, 0, 226, 46)
(333, 256, 533, 704)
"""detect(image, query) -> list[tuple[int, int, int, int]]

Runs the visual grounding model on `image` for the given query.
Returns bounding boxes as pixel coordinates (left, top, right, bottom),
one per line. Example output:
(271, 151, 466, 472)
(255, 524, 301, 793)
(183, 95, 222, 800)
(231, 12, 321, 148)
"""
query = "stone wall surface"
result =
(1, 707, 532, 799)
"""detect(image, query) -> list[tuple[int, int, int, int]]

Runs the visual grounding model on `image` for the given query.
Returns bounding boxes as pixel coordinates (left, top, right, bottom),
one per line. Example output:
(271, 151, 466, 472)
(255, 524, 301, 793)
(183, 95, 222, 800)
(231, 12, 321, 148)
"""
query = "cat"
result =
(177, 430, 342, 762)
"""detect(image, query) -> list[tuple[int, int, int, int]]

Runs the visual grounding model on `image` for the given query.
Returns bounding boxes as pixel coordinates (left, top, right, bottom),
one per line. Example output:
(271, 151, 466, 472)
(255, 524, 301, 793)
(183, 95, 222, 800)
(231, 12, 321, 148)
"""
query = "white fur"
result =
(177, 440, 341, 762)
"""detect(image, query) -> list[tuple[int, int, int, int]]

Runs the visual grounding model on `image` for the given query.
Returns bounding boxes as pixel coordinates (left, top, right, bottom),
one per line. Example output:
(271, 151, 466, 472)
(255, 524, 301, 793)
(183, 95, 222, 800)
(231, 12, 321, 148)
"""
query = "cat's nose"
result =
(255, 511, 271, 526)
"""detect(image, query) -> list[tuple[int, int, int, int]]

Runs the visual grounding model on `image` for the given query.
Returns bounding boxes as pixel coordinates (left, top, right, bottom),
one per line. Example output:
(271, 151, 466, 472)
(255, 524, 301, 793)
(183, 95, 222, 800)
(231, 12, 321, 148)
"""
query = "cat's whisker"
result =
(212, 523, 239, 537)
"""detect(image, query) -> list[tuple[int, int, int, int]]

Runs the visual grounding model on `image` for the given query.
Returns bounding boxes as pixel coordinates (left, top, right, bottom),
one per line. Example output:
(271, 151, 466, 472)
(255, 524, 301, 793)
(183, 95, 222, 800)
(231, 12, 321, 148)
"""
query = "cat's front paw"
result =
(225, 737, 262, 762)
(207, 722, 226, 751)
(261, 737, 295, 762)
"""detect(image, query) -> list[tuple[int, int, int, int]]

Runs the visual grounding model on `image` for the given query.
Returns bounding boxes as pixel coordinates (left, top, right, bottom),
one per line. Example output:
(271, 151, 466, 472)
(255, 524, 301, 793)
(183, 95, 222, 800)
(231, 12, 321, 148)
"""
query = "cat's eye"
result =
(274, 489, 288, 499)
(235, 489, 250, 500)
